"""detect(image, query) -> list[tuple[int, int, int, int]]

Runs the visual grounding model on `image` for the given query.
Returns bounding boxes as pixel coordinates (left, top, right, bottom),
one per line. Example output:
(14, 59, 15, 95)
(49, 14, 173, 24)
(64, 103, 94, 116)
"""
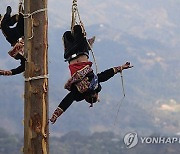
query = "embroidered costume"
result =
(50, 25, 133, 124)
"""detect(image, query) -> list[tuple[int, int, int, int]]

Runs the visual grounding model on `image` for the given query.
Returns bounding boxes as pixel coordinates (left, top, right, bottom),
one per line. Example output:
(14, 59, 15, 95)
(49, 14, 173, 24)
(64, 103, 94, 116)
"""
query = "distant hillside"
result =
(0, 128, 179, 154)
(0, 0, 179, 137)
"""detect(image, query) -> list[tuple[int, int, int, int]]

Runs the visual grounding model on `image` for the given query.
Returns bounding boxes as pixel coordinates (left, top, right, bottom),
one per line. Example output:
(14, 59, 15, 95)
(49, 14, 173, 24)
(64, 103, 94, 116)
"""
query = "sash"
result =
(8, 38, 24, 58)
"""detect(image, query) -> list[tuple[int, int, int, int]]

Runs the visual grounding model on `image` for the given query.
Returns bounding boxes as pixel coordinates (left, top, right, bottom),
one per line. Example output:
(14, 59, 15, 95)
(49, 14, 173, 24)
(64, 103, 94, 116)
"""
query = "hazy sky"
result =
(1, 0, 179, 45)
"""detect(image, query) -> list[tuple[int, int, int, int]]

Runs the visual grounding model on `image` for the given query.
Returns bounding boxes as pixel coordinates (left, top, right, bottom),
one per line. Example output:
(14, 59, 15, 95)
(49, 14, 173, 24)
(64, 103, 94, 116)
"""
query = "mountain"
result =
(1, 129, 180, 154)
(0, 0, 180, 137)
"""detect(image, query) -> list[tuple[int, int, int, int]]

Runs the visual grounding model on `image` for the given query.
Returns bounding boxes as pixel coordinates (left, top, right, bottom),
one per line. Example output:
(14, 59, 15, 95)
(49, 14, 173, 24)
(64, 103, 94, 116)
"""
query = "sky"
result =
(1, 0, 179, 42)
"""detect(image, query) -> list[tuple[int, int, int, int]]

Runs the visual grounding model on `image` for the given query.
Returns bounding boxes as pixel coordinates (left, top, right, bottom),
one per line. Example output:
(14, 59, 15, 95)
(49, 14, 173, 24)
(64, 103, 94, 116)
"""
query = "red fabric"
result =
(69, 61, 92, 76)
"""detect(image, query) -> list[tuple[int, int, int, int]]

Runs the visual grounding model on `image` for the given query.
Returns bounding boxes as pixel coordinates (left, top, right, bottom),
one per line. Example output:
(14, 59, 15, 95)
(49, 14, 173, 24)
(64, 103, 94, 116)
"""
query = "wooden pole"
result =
(24, 0, 49, 153)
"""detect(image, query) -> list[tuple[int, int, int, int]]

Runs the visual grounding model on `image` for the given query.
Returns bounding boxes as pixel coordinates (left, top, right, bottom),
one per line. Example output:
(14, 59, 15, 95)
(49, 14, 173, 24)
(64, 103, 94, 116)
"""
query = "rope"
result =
(120, 71, 126, 97)
(25, 74, 49, 82)
(87, 40, 98, 75)
(24, 8, 47, 40)
(18, 0, 24, 14)
(71, 0, 98, 74)
(113, 72, 126, 125)
(71, 0, 85, 35)
(71, 0, 78, 31)
(24, 8, 47, 18)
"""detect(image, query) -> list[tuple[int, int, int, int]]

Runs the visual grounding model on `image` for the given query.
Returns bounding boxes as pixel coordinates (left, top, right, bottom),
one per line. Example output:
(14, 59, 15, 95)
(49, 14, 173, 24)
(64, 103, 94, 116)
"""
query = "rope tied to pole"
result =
(25, 74, 49, 82)
(24, 8, 47, 40)
(24, 8, 47, 18)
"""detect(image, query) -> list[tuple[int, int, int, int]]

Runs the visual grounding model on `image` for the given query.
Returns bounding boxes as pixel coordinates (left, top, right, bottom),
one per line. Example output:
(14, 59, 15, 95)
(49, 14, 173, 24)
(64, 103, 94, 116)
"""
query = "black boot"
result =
(6, 6, 12, 16)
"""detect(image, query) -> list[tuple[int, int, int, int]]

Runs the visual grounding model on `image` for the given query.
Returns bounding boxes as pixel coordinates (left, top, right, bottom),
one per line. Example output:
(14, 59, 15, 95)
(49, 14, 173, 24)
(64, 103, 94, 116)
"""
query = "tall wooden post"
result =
(24, 0, 49, 153)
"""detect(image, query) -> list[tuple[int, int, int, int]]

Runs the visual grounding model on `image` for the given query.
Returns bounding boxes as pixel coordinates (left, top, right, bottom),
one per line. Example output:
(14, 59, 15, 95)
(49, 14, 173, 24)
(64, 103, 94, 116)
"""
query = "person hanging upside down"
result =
(0, 6, 25, 76)
(50, 25, 133, 124)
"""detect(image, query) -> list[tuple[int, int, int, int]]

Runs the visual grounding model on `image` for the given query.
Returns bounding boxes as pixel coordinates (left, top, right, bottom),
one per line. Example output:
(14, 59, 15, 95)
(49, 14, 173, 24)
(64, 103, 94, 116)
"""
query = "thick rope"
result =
(71, 0, 85, 34)
(71, 0, 77, 31)
(71, 0, 98, 74)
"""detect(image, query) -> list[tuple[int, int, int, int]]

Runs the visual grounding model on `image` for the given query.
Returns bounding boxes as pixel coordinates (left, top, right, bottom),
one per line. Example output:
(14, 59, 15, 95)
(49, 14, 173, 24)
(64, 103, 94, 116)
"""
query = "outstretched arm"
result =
(0, 55, 26, 76)
(97, 68, 115, 83)
(98, 62, 133, 83)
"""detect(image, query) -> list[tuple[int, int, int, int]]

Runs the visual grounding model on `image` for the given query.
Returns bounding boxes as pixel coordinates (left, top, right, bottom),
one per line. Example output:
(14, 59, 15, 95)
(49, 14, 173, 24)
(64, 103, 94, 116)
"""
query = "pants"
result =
(1, 13, 24, 46)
